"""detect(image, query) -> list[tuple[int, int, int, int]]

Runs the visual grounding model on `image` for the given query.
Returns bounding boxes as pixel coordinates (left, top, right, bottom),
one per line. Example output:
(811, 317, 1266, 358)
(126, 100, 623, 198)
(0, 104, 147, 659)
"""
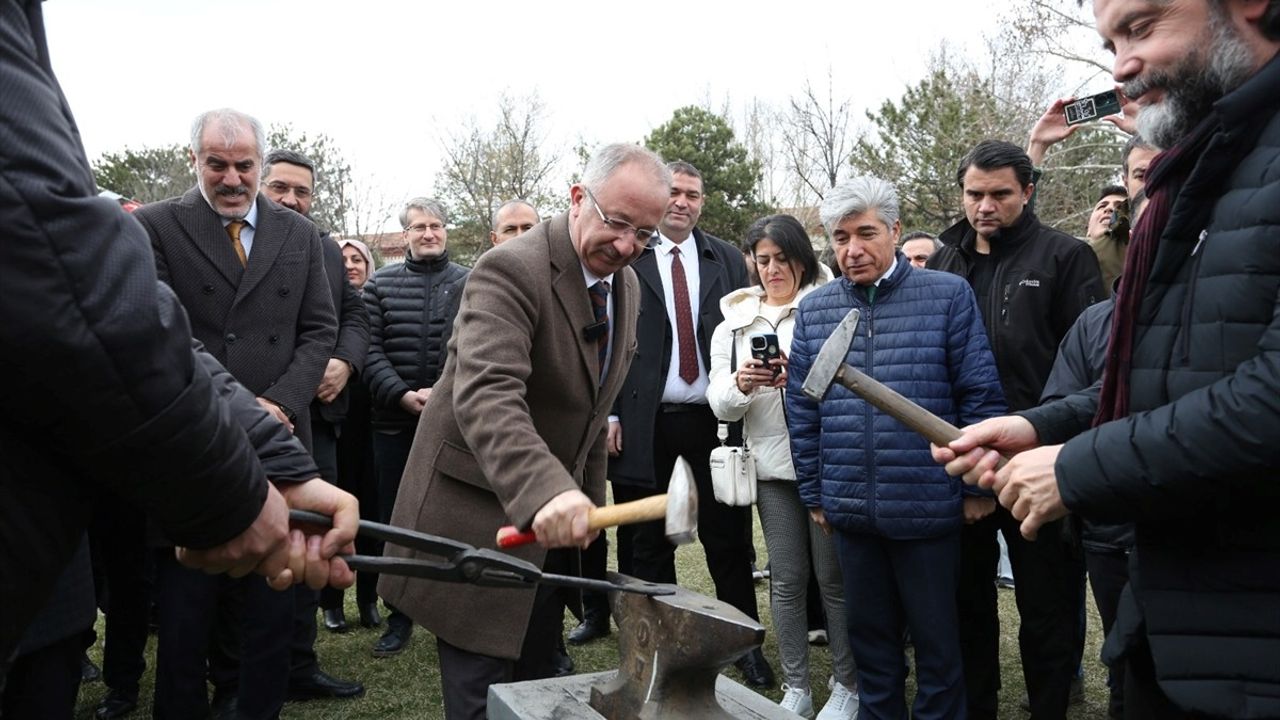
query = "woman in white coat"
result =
(708, 215, 858, 720)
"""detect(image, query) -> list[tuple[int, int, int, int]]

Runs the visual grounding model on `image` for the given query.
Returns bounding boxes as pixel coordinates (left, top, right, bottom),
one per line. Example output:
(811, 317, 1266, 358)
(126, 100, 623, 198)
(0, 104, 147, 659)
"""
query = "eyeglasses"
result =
(405, 222, 445, 235)
(264, 180, 312, 199)
(584, 187, 661, 249)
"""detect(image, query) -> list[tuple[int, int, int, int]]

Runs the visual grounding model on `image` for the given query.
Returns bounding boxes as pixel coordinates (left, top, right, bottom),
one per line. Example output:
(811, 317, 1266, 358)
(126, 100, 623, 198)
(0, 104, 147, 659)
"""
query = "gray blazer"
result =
(135, 188, 337, 448)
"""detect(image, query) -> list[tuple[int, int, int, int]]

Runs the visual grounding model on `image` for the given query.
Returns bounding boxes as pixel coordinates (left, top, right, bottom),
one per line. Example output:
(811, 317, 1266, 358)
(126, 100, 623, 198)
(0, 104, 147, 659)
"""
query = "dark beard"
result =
(1125, 11, 1255, 148)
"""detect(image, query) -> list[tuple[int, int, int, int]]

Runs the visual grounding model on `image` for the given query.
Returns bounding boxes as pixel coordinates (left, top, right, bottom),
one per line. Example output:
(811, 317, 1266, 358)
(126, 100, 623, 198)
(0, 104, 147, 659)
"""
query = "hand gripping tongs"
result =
(289, 510, 673, 596)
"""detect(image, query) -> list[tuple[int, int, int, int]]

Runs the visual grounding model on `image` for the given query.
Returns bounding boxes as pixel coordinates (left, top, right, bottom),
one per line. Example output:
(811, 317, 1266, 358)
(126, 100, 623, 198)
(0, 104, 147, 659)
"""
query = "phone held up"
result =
(1063, 90, 1122, 126)
(749, 332, 782, 378)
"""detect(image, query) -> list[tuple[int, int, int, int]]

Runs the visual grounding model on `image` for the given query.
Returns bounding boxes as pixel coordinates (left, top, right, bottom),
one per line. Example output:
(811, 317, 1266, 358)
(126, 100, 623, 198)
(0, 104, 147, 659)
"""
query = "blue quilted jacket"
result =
(786, 256, 1006, 539)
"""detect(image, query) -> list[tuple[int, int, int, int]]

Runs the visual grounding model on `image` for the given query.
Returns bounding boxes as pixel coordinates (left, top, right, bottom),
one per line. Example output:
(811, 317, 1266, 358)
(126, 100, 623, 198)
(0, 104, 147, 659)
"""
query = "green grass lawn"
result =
(74, 514, 1109, 719)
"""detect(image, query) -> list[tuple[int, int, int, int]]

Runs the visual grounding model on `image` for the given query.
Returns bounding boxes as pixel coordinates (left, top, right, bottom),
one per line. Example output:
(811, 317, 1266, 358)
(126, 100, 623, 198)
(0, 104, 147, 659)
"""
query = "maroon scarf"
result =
(1093, 120, 1217, 427)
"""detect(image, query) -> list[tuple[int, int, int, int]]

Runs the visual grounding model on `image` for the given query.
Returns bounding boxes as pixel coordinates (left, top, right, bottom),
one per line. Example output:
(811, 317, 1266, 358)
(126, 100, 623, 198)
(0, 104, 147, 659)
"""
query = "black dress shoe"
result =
(359, 602, 384, 629)
(372, 623, 412, 657)
(94, 689, 137, 720)
(81, 653, 102, 683)
(567, 615, 610, 645)
(288, 670, 365, 701)
(323, 607, 349, 633)
(553, 645, 575, 677)
(733, 648, 776, 689)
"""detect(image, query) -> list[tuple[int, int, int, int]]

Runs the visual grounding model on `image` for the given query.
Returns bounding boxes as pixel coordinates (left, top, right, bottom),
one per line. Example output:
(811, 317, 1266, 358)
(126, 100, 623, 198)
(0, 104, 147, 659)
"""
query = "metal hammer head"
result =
(665, 456, 698, 546)
(801, 308, 860, 402)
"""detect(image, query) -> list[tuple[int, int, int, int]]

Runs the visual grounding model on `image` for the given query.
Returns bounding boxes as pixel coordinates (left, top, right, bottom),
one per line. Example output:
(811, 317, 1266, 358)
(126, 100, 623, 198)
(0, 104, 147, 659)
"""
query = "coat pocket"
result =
(433, 440, 490, 491)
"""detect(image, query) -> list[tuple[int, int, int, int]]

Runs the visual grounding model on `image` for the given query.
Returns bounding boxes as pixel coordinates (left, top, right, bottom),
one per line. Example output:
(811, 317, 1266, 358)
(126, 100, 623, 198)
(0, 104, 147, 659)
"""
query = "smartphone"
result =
(1063, 90, 1122, 126)
(749, 332, 782, 378)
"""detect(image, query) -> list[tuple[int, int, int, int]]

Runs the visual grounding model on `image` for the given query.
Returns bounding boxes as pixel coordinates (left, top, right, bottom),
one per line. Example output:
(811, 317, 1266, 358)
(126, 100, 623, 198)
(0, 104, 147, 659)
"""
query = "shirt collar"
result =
(581, 264, 614, 289)
(869, 255, 898, 287)
(219, 196, 259, 228)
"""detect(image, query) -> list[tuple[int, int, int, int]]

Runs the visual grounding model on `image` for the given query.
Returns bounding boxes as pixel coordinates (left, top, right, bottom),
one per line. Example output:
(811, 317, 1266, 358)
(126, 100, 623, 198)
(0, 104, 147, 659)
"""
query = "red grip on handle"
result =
(496, 525, 538, 549)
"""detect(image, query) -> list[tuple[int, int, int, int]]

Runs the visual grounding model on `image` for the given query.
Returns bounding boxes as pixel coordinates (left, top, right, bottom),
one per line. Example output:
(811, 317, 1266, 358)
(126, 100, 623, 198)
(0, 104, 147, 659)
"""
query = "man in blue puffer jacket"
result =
(787, 176, 1006, 720)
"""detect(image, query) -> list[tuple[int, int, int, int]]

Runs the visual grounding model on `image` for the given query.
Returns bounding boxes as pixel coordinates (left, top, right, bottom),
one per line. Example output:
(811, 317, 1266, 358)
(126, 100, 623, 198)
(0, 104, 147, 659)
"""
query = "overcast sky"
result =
(46, 1, 1008, 226)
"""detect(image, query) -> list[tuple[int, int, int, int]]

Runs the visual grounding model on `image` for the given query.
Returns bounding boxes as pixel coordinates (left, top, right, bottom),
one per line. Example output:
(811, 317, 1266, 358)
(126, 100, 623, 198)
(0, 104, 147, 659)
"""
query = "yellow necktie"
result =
(226, 220, 247, 267)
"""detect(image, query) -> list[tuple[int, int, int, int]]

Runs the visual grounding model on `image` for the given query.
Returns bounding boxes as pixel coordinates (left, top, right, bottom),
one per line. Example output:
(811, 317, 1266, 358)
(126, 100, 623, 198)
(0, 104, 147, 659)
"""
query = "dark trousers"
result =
(613, 405, 758, 620)
(321, 407, 380, 612)
(957, 506, 1083, 720)
(154, 552, 292, 720)
(1088, 549, 1131, 718)
(372, 429, 416, 629)
(437, 550, 571, 720)
(90, 495, 152, 699)
(836, 531, 966, 720)
(1, 633, 81, 720)
(575, 533, 610, 624)
(288, 416, 338, 681)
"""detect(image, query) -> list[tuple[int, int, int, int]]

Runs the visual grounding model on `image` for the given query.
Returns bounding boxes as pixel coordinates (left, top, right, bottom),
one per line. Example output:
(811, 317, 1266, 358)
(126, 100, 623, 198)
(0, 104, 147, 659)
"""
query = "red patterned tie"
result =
(670, 246, 698, 384)
(589, 281, 609, 382)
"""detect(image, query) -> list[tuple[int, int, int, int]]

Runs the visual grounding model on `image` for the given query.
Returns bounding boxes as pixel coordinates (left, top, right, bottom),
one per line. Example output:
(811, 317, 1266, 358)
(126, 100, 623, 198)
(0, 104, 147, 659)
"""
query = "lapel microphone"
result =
(583, 321, 608, 342)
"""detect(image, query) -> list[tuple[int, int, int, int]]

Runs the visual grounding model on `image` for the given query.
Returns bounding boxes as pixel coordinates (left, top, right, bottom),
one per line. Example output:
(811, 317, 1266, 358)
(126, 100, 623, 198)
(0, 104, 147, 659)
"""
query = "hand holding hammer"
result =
(497, 457, 699, 549)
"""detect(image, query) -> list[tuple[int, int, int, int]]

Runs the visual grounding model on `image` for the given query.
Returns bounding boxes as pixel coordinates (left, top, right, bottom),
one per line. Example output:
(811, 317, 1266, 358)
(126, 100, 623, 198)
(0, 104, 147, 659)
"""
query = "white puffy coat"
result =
(706, 266, 832, 481)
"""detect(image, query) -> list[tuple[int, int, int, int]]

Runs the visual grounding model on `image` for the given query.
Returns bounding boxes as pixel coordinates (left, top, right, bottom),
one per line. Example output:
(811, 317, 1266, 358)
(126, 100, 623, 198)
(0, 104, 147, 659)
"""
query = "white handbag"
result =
(710, 422, 757, 506)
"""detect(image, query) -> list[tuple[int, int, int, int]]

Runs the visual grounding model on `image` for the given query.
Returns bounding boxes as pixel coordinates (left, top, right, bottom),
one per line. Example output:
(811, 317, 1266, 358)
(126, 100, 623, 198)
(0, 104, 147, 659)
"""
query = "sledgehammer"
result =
(800, 308, 979, 447)
(495, 456, 699, 549)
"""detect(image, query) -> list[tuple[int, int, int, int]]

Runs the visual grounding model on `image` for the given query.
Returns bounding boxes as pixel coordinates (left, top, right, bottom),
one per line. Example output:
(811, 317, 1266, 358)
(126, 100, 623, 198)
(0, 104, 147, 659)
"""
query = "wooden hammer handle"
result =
(841, 365, 965, 446)
(495, 494, 670, 549)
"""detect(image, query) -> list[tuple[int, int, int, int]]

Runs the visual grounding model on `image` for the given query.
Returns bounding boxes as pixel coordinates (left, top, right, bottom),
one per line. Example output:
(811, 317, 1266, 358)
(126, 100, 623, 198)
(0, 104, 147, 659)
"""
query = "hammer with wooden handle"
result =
(495, 456, 699, 549)
(800, 308, 992, 449)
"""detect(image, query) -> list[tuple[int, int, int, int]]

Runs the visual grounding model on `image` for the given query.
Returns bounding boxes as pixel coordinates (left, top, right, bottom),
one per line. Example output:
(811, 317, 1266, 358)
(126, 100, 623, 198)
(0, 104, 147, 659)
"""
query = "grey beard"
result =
(1134, 12, 1255, 148)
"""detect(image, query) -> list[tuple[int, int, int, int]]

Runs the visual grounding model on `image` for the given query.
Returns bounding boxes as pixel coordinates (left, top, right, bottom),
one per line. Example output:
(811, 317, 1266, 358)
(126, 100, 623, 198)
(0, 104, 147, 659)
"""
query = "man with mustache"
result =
(927, 140, 1104, 720)
(133, 108, 338, 720)
(934, 0, 1280, 717)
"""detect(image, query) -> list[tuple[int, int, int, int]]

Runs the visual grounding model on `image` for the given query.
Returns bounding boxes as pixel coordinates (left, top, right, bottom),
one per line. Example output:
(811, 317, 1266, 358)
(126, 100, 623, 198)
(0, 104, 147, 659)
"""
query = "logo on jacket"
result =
(1018, 278, 1041, 288)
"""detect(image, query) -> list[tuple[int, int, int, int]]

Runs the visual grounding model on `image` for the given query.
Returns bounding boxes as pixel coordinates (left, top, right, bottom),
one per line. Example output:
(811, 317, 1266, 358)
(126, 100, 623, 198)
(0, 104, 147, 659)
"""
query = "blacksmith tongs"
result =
(289, 510, 672, 596)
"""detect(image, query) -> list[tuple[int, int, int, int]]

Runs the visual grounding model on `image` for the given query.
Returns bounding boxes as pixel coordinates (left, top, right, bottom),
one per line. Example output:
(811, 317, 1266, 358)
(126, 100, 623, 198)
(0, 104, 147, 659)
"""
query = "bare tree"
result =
(783, 68, 853, 205)
(434, 92, 562, 265)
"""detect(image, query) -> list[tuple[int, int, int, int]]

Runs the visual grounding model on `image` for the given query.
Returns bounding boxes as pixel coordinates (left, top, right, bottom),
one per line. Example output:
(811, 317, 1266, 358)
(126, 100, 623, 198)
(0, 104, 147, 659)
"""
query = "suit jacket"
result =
(312, 234, 370, 425)
(378, 213, 639, 659)
(609, 227, 749, 487)
(1, 0, 270, 669)
(134, 188, 337, 449)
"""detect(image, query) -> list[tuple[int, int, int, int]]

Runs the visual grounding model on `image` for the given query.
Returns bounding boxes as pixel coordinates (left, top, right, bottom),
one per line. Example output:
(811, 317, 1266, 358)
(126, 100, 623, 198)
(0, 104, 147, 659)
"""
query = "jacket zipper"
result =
(864, 300, 877, 527)
(1177, 230, 1208, 362)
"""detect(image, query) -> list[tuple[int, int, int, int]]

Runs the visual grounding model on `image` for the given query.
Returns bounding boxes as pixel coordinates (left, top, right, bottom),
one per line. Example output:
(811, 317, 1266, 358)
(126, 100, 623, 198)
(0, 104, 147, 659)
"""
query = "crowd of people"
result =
(4, 0, 1280, 719)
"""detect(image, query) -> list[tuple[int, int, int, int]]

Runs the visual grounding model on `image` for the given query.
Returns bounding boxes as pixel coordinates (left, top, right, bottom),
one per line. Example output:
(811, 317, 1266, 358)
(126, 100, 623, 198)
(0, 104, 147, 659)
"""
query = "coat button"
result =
(202, 284, 214, 295)
(225, 333, 237, 344)
(278, 287, 290, 297)
(269, 335, 280, 344)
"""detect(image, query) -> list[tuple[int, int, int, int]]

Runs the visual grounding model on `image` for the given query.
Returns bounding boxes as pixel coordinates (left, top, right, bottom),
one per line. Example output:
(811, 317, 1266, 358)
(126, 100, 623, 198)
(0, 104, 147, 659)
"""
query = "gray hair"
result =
(581, 143, 671, 195)
(820, 176, 900, 234)
(490, 199, 539, 231)
(399, 197, 449, 229)
(190, 108, 265, 157)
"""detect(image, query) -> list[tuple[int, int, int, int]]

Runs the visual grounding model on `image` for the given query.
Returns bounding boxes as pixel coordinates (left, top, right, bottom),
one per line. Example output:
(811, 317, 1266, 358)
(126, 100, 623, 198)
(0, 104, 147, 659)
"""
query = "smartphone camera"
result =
(749, 333, 782, 378)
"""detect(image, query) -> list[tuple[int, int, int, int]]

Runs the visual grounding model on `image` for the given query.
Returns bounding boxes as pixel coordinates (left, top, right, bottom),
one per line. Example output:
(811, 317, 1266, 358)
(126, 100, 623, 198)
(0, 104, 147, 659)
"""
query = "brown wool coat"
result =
(378, 213, 639, 659)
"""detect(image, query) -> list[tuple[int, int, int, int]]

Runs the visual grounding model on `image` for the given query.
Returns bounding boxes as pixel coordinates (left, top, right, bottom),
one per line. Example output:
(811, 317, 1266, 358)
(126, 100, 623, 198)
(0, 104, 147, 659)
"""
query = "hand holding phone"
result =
(1063, 90, 1123, 126)
(749, 333, 783, 379)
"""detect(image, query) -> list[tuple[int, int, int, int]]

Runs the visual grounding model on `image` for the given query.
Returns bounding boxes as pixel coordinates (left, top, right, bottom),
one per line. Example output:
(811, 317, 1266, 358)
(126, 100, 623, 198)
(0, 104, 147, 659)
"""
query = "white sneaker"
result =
(816, 680, 859, 720)
(779, 684, 815, 719)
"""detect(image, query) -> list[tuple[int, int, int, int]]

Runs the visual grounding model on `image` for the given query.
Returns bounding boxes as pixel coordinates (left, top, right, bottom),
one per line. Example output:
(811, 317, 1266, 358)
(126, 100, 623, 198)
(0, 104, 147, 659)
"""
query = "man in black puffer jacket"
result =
(937, 1, 1280, 717)
(928, 140, 1103, 720)
(361, 196, 468, 657)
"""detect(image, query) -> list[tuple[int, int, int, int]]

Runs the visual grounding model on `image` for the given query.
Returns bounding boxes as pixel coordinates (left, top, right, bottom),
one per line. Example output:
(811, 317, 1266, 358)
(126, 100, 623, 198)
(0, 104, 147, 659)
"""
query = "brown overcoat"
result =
(378, 213, 640, 659)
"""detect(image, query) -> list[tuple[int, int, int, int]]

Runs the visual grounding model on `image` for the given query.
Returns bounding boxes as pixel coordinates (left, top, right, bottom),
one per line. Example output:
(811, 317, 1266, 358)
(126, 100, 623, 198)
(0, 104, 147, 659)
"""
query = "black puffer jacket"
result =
(929, 211, 1103, 411)
(1038, 295, 1133, 554)
(1022, 54, 1280, 719)
(362, 251, 468, 430)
